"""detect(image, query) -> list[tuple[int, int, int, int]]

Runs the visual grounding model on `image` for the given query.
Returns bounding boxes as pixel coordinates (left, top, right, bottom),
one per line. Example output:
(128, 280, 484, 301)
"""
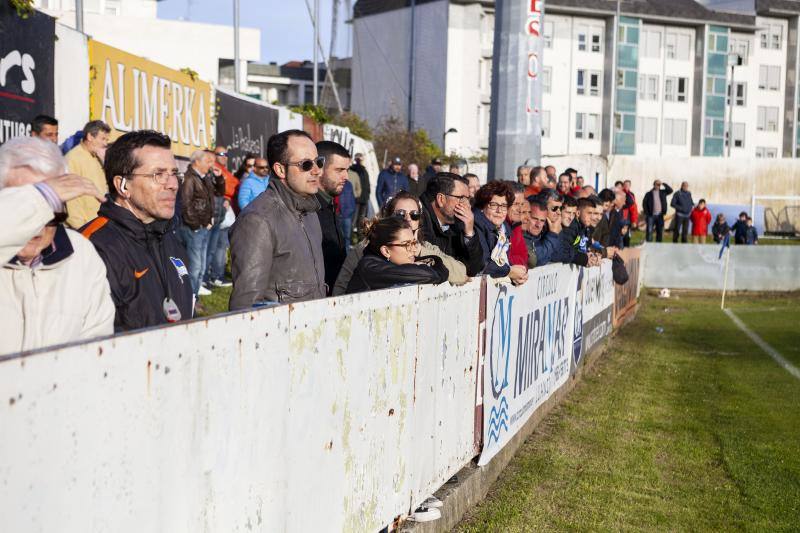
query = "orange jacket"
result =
(214, 162, 240, 203)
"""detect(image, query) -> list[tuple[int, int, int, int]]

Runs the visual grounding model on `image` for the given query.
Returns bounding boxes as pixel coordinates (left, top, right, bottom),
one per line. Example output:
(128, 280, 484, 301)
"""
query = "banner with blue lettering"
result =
(479, 264, 579, 466)
(573, 260, 614, 372)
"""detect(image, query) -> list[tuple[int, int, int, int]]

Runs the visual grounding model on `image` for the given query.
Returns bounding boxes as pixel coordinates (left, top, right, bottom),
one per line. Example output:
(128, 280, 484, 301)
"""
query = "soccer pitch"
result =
(457, 291, 800, 532)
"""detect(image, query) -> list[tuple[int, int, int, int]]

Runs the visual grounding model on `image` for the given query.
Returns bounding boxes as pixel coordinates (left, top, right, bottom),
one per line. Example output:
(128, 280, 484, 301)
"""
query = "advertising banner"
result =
(577, 260, 614, 368)
(215, 88, 279, 173)
(88, 40, 212, 158)
(0, 5, 55, 146)
(613, 247, 641, 328)
(479, 264, 578, 466)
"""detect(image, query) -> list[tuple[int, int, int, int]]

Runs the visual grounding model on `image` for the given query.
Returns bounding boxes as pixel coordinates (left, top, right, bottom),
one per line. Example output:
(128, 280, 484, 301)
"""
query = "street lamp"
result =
(726, 52, 742, 157)
(443, 127, 458, 152)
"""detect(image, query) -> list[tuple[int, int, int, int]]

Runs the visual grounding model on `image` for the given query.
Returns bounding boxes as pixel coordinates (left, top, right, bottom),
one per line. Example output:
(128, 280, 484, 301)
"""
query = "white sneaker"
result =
(409, 506, 441, 522)
(198, 286, 212, 296)
(212, 279, 232, 287)
(422, 496, 443, 509)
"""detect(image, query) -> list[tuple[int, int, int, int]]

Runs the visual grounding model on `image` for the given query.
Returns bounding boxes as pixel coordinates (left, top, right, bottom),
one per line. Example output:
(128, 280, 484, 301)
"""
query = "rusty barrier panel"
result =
(613, 247, 642, 328)
(0, 280, 482, 532)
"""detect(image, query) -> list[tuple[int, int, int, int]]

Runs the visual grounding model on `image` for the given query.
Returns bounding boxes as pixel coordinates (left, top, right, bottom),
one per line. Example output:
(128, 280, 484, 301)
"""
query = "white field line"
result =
(723, 308, 800, 381)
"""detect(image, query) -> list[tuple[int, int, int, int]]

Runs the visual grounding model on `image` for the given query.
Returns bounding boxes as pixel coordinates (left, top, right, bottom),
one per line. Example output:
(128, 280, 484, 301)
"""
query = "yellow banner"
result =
(89, 40, 212, 158)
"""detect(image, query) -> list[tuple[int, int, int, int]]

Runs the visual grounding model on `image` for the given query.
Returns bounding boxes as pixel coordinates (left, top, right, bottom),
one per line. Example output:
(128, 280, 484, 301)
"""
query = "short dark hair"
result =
(698, 198, 706, 204)
(529, 199, 548, 213)
(266, 129, 312, 168)
(739, 211, 748, 217)
(614, 180, 623, 187)
(83, 120, 111, 138)
(104, 130, 172, 199)
(463, 172, 478, 181)
(504, 180, 526, 193)
(538, 189, 562, 203)
(365, 217, 410, 256)
(564, 167, 577, 175)
(315, 140, 351, 163)
(558, 172, 571, 181)
(474, 180, 515, 210)
(577, 197, 598, 210)
(31, 114, 58, 133)
(425, 172, 467, 197)
(562, 195, 577, 208)
(599, 189, 615, 203)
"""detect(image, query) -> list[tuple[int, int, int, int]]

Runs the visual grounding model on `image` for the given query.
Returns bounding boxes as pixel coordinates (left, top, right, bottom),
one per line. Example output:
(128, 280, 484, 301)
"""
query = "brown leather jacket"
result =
(180, 166, 215, 230)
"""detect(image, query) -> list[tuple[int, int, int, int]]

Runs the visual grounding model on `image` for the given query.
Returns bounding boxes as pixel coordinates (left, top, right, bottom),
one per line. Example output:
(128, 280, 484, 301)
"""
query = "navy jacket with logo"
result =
(81, 202, 194, 332)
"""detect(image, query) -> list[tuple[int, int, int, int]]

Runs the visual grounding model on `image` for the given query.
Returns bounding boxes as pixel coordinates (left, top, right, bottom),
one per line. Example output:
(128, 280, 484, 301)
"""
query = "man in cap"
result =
(376, 156, 409, 207)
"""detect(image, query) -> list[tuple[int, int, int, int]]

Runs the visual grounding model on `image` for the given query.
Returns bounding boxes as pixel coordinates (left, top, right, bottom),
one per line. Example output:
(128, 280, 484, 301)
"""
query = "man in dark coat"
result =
(642, 180, 673, 242)
(315, 141, 351, 294)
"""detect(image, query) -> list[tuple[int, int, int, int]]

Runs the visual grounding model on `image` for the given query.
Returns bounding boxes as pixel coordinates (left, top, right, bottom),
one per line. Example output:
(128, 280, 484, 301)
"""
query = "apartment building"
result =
(352, 0, 800, 158)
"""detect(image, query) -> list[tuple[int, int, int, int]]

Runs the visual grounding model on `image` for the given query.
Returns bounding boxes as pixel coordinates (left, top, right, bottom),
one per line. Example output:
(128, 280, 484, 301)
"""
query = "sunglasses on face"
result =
(255, 165, 268, 170)
(392, 209, 421, 221)
(216, 152, 228, 157)
(285, 156, 326, 172)
(549, 205, 562, 212)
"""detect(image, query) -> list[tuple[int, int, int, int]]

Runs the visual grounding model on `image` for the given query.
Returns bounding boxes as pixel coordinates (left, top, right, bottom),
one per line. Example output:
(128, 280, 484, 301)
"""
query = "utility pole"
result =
(407, 0, 417, 130)
(611, 0, 620, 156)
(313, 0, 320, 106)
(75, 0, 84, 33)
(726, 53, 740, 157)
(233, 0, 241, 92)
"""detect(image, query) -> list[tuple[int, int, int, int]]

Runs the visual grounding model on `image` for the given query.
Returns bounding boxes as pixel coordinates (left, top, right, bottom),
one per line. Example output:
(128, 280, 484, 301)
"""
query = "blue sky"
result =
(157, 0, 352, 65)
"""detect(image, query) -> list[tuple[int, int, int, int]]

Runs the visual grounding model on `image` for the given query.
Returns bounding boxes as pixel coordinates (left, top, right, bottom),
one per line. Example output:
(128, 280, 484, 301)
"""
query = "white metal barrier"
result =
(0, 261, 629, 532)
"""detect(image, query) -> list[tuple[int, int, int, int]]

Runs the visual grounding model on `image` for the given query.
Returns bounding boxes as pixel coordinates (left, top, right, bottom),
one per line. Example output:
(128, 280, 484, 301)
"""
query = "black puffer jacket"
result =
(419, 192, 485, 276)
(345, 253, 448, 294)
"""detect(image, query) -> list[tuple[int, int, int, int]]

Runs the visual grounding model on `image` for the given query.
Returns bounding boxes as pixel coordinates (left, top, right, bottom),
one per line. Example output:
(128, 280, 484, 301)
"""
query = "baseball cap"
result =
(393, 157, 402, 164)
(432, 157, 442, 165)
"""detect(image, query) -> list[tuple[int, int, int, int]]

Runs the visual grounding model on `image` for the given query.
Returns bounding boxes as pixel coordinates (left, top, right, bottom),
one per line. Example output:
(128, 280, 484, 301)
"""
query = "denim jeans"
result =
(181, 226, 210, 295)
(646, 215, 664, 242)
(208, 226, 229, 281)
(339, 216, 353, 249)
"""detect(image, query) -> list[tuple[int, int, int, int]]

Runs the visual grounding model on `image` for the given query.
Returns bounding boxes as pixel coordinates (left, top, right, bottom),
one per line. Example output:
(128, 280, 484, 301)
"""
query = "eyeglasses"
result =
(386, 239, 420, 253)
(392, 209, 421, 221)
(255, 165, 268, 170)
(128, 170, 184, 185)
(549, 205, 562, 212)
(487, 202, 509, 212)
(216, 152, 228, 157)
(445, 193, 471, 204)
(285, 156, 326, 172)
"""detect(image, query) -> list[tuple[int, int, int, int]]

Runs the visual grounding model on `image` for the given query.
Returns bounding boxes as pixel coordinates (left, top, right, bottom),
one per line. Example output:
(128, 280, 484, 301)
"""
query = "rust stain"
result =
(388, 408, 395, 416)
(325, 440, 333, 450)
(97, 346, 103, 357)
(146, 360, 152, 394)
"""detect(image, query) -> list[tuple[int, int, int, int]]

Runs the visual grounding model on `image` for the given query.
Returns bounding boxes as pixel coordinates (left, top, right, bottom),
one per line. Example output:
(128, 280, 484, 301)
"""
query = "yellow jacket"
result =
(65, 143, 108, 229)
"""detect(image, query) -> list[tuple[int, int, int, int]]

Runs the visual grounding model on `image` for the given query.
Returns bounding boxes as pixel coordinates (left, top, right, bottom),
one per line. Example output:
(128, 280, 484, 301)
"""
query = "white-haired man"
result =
(179, 149, 215, 297)
(0, 136, 114, 355)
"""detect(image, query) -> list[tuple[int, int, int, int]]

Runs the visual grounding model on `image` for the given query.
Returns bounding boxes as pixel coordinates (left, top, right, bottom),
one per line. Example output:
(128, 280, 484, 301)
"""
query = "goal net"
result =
(751, 195, 800, 236)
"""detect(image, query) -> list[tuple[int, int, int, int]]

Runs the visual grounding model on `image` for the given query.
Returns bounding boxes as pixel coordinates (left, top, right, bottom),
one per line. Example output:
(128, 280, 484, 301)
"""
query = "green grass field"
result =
(458, 291, 800, 532)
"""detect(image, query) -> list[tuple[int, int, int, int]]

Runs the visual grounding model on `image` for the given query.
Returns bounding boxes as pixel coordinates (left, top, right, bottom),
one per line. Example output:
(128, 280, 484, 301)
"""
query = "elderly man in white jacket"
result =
(0, 136, 115, 356)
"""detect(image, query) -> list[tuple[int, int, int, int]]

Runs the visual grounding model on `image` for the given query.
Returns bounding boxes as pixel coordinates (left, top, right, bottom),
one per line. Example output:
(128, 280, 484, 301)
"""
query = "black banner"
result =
(215, 90, 279, 171)
(0, 5, 55, 146)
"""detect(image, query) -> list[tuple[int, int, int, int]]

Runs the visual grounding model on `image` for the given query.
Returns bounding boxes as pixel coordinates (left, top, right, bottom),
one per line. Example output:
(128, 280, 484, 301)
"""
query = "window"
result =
(577, 69, 585, 95)
(663, 118, 687, 145)
(665, 32, 691, 60)
(591, 32, 602, 53)
(544, 21, 554, 49)
(638, 74, 659, 101)
(575, 113, 599, 140)
(636, 117, 658, 144)
(761, 24, 783, 50)
(757, 106, 779, 131)
(542, 67, 552, 94)
(758, 65, 781, 91)
(642, 29, 661, 58)
(665, 77, 688, 102)
(104, 0, 120, 15)
(589, 71, 601, 96)
(542, 110, 551, 138)
(756, 146, 778, 158)
(725, 123, 745, 148)
(729, 38, 749, 65)
(706, 76, 727, 96)
(577, 26, 587, 51)
(727, 82, 746, 106)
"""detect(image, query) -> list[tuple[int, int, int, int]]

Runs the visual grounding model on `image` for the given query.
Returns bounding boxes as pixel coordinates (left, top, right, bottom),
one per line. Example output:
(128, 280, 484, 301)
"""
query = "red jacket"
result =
(690, 207, 712, 236)
(507, 222, 528, 266)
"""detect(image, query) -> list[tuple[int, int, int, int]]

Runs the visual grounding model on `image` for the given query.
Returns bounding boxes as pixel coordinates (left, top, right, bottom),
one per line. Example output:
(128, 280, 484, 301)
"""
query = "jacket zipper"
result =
(298, 212, 324, 292)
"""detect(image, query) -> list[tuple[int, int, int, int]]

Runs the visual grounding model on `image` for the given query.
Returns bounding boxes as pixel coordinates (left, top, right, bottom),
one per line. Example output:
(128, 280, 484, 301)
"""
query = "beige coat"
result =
(65, 143, 108, 229)
(0, 185, 115, 356)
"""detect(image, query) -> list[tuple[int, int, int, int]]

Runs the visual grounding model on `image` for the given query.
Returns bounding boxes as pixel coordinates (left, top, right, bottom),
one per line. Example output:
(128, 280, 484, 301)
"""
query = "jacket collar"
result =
(270, 177, 320, 214)
(99, 201, 175, 242)
(473, 208, 503, 234)
(316, 189, 334, 206)
(7, 224, 74, 270)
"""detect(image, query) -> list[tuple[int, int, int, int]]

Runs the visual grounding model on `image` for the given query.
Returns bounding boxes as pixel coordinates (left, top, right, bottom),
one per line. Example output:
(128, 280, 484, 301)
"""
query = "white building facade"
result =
(352, 0, 800, 159)
(34, 0, 260, 87)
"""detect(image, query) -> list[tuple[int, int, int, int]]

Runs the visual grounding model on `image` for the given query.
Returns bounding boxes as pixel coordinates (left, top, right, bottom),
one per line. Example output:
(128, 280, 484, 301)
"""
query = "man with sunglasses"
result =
(81, 130, 194, 331)
(314, 140, 352, 295)
(238, 157, 270, 210)
(0, 136, 114, 355)
(419, 172, 485, 276)
(229, 129, 327, 310)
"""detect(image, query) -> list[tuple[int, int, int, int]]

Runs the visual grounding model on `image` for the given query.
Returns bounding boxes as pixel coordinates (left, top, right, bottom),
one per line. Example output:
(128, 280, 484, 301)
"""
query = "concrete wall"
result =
(642, 243, 800, 290)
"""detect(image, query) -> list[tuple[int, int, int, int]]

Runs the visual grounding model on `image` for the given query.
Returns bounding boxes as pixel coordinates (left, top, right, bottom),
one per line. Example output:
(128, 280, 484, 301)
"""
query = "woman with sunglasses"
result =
(332, 192, 468, 295)
(345, 217, 448, 294)
(472, 181, 529, 285)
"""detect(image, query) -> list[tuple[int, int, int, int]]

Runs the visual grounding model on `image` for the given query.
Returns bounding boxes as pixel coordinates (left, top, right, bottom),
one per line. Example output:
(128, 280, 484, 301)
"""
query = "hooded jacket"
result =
(81, 201, 194, 332)
(419, 192, 485, 276)
(1, 185, 115, 355)
(229, 178, 326, 310)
